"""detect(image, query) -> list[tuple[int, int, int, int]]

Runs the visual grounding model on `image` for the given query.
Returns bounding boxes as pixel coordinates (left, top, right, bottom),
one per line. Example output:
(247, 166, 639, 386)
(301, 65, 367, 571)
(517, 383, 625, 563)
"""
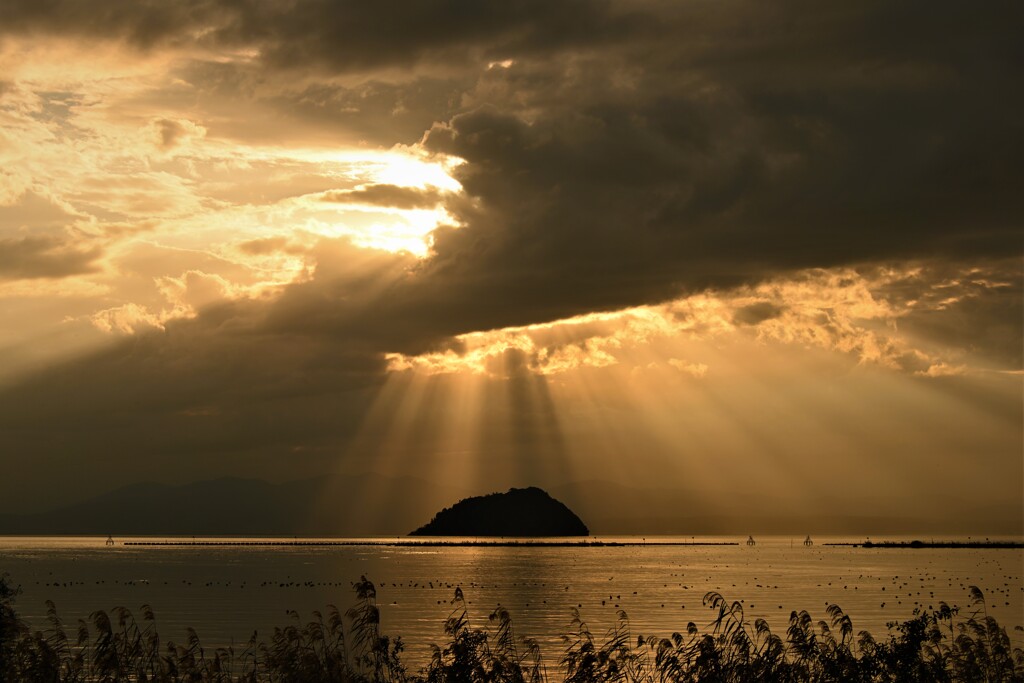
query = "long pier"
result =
(123, 540, 740, 547)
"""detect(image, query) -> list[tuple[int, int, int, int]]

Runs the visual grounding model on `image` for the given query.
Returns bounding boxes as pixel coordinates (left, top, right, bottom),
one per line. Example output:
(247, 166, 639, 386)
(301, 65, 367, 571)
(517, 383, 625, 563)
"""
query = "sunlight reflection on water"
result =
(3, 536, 1021, 668)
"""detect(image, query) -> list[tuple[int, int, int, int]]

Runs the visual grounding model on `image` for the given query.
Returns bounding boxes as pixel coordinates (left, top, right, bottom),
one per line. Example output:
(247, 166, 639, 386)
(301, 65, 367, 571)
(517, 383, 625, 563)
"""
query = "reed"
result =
(1, 572, 1021, 682)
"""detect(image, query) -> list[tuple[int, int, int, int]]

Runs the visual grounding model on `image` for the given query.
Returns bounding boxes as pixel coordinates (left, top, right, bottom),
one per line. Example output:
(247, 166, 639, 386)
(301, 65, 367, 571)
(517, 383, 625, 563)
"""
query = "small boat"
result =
(105, 535, 114, 546)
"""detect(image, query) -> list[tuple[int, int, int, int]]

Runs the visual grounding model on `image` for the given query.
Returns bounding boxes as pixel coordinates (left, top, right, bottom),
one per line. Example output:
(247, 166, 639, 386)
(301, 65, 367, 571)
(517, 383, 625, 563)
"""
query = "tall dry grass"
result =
(1, 572, 1021, 682)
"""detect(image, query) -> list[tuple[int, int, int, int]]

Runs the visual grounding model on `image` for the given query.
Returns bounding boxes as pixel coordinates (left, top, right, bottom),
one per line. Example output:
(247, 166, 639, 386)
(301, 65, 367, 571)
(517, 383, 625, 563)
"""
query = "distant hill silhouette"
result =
(410, 487, 588, 536)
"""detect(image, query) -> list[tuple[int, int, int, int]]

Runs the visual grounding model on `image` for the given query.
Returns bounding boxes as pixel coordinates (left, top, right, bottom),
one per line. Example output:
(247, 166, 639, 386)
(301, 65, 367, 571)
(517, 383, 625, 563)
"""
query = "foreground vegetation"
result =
(2, 573, 1022, 682)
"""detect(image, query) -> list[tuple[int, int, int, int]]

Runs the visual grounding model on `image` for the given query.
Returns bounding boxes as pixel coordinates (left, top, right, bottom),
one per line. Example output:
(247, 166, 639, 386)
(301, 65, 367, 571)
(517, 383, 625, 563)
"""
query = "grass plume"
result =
(1, 572, 1021, 682)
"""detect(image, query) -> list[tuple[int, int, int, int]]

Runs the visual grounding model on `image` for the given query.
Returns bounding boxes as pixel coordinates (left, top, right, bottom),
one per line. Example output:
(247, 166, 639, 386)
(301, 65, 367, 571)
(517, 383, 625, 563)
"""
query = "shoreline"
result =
(122, 539, 741, 547)
(823, 540, 1023, 549)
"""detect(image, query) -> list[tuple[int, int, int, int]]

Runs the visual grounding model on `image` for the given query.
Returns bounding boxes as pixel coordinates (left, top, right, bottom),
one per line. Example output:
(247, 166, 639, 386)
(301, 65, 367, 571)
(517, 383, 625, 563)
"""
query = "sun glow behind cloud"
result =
(384, 265, 1008, 380)
(0, 35, 464, 366)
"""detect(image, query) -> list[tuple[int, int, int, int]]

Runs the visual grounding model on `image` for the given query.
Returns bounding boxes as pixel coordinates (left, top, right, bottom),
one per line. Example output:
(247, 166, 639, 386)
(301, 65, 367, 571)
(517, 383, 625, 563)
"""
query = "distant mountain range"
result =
(0, 475, 1018, 536)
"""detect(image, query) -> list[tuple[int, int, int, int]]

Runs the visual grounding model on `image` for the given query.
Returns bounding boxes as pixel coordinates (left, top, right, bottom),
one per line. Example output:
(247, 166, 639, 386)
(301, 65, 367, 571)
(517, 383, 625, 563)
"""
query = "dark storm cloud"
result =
(357, 1, 1016, 336)
(405, 33, 1019, 331)
(0, 236, 101, 279)
(262, 78, 467, 146)
(137, 0, 1021, 348)
(8, 1, 1019, 308)
(0, 1, 221, 49)
(0, 0, 640, 68)
(239, 0, 642, 71)
(875, 260, 1024, 370)
(154, 60, 467, 147)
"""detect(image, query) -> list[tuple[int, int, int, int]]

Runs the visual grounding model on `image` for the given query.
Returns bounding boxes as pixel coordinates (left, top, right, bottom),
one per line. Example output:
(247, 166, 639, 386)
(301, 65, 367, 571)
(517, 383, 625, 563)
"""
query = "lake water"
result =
(2, 536, 1021, 669)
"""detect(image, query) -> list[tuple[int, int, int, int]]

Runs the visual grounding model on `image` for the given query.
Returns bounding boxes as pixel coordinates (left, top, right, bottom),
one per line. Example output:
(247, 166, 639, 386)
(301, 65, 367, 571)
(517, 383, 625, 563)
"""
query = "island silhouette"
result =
(410, 486, 589, 536)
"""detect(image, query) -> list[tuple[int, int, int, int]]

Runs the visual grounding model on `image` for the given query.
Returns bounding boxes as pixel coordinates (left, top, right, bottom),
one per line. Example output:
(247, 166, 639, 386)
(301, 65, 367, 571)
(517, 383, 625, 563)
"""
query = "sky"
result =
(0, 0, 1020, 531)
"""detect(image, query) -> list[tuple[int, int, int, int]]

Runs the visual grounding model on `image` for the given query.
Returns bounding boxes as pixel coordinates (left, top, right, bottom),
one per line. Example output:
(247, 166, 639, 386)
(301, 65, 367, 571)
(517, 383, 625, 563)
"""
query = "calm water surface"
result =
(2, 536, 1021, 668)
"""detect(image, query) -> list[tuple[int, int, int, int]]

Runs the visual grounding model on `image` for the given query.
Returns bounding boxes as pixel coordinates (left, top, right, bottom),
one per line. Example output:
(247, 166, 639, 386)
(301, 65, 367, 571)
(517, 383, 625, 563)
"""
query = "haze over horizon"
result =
(0, 1, 1020, 533)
